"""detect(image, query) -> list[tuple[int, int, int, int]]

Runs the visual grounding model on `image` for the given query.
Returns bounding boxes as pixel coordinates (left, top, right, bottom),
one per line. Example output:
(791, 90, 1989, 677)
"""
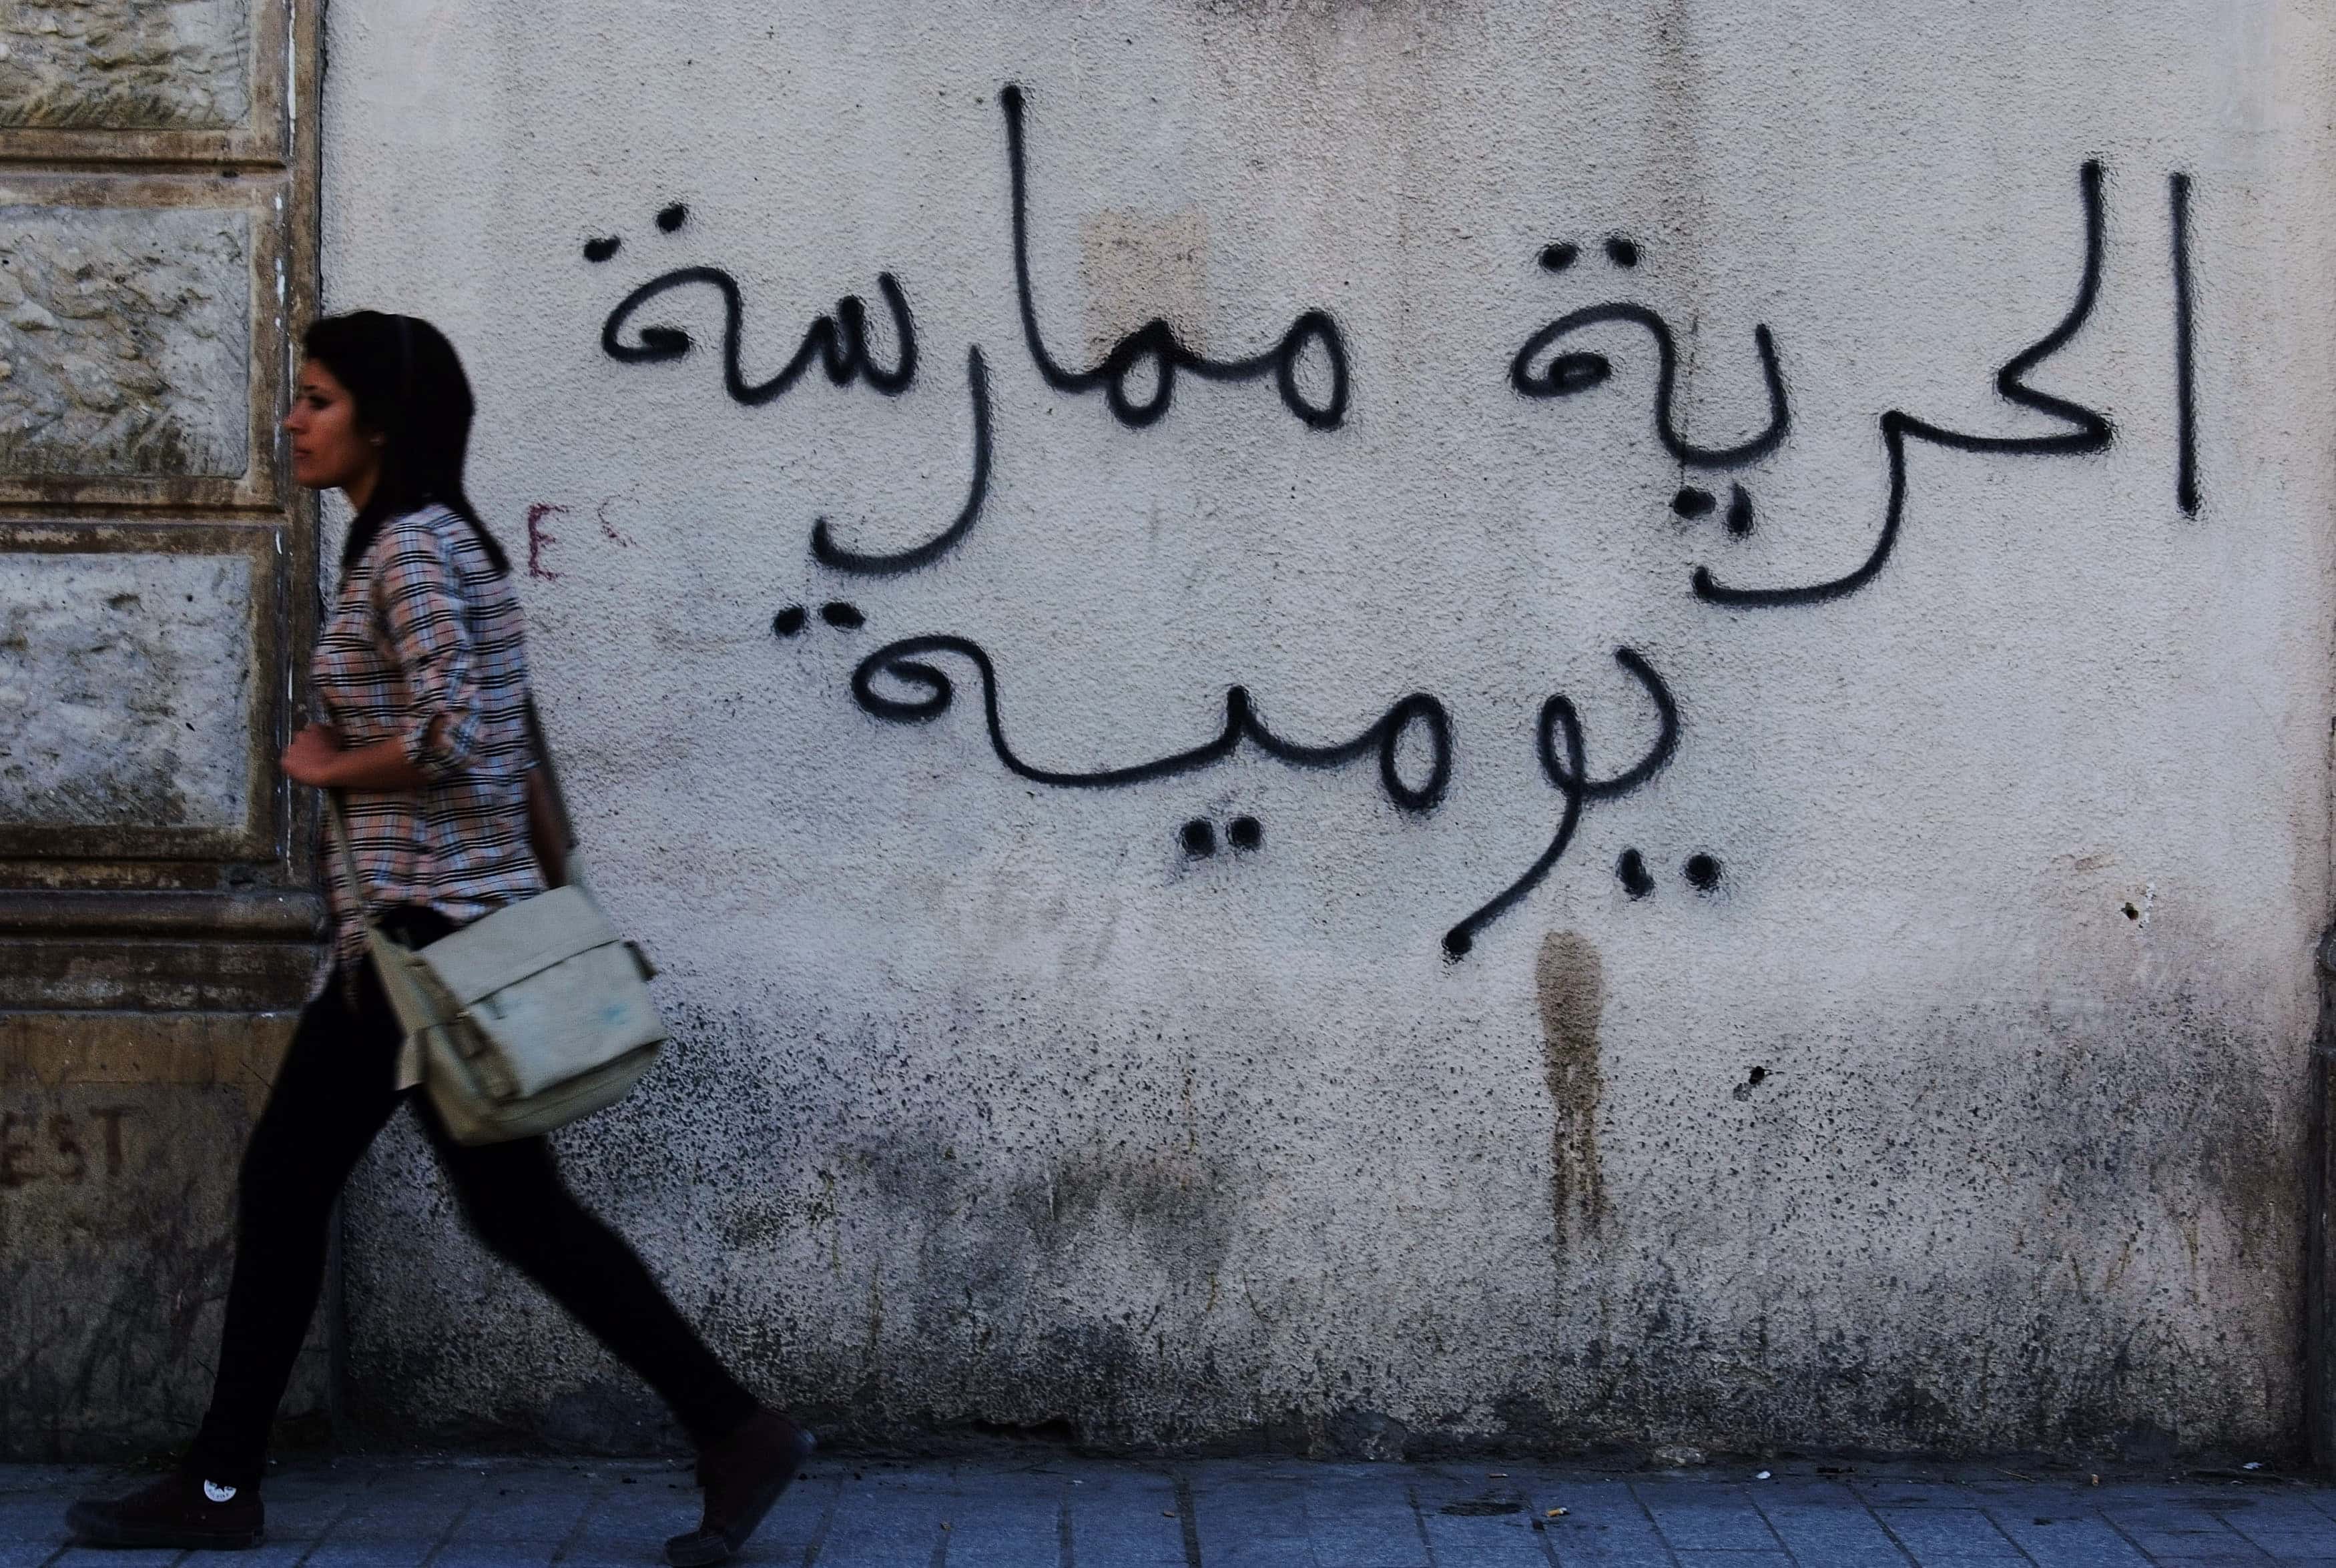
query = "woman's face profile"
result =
(284, 359, 378, 496)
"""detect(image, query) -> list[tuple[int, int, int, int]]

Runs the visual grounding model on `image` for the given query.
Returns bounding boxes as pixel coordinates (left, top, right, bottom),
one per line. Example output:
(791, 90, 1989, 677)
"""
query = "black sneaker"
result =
(65, 1469, 264, 1550)
(665, 1409, 816, 1566)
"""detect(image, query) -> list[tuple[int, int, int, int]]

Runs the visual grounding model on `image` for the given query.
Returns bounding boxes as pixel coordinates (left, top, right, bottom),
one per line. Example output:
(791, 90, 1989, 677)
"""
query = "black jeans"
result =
(187, 911, 756, 1485)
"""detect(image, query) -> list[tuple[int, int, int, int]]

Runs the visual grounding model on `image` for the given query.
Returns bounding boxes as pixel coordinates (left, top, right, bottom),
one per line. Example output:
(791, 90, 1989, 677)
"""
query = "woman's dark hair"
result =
(303, 311, 511, 580)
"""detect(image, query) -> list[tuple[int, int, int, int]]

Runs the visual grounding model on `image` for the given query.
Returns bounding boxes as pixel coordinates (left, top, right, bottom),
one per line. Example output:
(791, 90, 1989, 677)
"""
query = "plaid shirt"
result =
(315, 504, 543, 973)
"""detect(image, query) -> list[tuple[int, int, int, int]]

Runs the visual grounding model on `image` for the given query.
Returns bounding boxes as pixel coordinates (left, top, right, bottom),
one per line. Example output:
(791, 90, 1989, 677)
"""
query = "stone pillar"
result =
(0, 1, 322, 1460)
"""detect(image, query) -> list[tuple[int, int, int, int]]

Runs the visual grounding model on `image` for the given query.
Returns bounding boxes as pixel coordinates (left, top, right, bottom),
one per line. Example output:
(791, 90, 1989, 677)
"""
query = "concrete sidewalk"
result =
(5, 1455, 2332, 1567)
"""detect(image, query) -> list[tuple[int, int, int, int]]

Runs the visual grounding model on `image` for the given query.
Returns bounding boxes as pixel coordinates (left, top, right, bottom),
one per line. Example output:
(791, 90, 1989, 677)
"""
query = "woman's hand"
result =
(281, 723, 434, 791)
(280, 722, 347, 786)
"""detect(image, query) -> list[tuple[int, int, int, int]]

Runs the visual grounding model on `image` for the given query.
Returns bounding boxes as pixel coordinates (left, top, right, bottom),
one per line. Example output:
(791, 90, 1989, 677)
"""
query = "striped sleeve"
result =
(371, 518, 484, 779)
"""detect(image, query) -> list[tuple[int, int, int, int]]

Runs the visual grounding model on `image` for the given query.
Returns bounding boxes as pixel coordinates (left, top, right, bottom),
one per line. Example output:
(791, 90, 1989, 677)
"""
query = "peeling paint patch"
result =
(1081, 208, 1209, 360)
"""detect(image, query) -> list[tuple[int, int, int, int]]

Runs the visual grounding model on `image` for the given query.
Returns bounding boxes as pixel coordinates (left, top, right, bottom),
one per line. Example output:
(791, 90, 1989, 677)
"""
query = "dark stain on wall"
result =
(1536, 930, 1608, 1238)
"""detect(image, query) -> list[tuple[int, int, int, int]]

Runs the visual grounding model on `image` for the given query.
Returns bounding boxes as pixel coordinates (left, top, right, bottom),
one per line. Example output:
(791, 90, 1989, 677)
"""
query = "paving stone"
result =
(249, 1471, 350, 1543)
(1519, 1477, 1674, 1567)
(1854, 1480, 1970, 1510)
(1414, 1514, 1552, 1567)
(918, 1467, 1061, 1568)
(543, 1473, 698, 1568)
(51, 1551, 183, 1568)
(1631, 1483, 1785, 1552)
(1404, 1466, 1553, 1567)
(296, 1547, 436, 1568)
(1183, 1467, 1317, 1568)
(2102, 1501, 2270, 1562)
(0, 1497, 69, 1567)
(1756, 1493, 1916, 1566)
(1293, 1467, 1429, 1568)
(1990, 1508, 2160, 1568)
(448, 1469, 601, 1543)
(2204, 1496, 2336, 1559)
(1061, 1465, 1206, 1568)
(812, 1469, 954, 1567)
(7, 1457, 2336, 1566)
(1873, 1506, 2029, 1563)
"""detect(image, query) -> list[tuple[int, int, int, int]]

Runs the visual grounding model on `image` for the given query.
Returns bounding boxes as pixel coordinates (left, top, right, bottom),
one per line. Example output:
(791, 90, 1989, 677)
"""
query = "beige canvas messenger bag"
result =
(325, 703, 665, 1144)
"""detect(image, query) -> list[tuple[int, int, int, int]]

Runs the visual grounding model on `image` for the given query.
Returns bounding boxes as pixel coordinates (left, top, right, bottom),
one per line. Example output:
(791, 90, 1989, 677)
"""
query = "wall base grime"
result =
(0, 1010, 326, 1462)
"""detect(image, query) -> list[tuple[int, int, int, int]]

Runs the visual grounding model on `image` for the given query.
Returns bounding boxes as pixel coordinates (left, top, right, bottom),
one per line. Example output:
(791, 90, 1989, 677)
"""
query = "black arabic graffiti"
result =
(1442, 648, 1679, 959)
(2170, 171, 2201, 518)
(1510, 305, 1789, 468)
(597, 248, 998, 576)
(823, 625, 1687, 958)
(602, 264, 918, 398)
(581, 106, 2200, 958)
(849, 634, 1452, 812)
(813, 347, 994, 575)
(1513, 161, 2123, 608)
(589, 83, 1352, 580)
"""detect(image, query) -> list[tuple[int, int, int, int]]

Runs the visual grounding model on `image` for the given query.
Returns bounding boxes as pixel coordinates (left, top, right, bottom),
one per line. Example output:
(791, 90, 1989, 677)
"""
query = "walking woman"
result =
(66, 313, 809, 1565)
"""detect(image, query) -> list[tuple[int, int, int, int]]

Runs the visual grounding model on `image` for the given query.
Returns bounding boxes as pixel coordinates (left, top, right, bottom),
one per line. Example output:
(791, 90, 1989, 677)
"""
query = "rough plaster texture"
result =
(0, 551, 252, 828)
(0, 0, 250, 130)
(326, 1, 2336, 1459)
(0, 206, 250, 478)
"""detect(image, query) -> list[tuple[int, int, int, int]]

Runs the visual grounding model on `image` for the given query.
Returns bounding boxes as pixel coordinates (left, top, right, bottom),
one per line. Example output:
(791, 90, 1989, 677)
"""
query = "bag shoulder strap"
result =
(523, 696, 580, 857)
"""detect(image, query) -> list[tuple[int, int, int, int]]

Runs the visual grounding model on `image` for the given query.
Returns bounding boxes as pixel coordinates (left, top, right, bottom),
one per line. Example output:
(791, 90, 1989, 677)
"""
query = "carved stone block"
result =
(0, 204, 251, 478)
(0, 1, 251, 131)
(0, 550, 253, 829)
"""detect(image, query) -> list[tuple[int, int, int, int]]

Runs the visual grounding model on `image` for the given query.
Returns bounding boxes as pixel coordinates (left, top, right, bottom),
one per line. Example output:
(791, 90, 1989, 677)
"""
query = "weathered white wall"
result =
(326, 1, 2336, 1457)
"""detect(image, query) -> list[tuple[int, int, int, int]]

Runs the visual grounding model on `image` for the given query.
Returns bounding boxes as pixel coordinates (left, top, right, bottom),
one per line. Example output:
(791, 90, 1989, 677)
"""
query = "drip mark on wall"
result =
(1536, 930, 1609, 1236)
